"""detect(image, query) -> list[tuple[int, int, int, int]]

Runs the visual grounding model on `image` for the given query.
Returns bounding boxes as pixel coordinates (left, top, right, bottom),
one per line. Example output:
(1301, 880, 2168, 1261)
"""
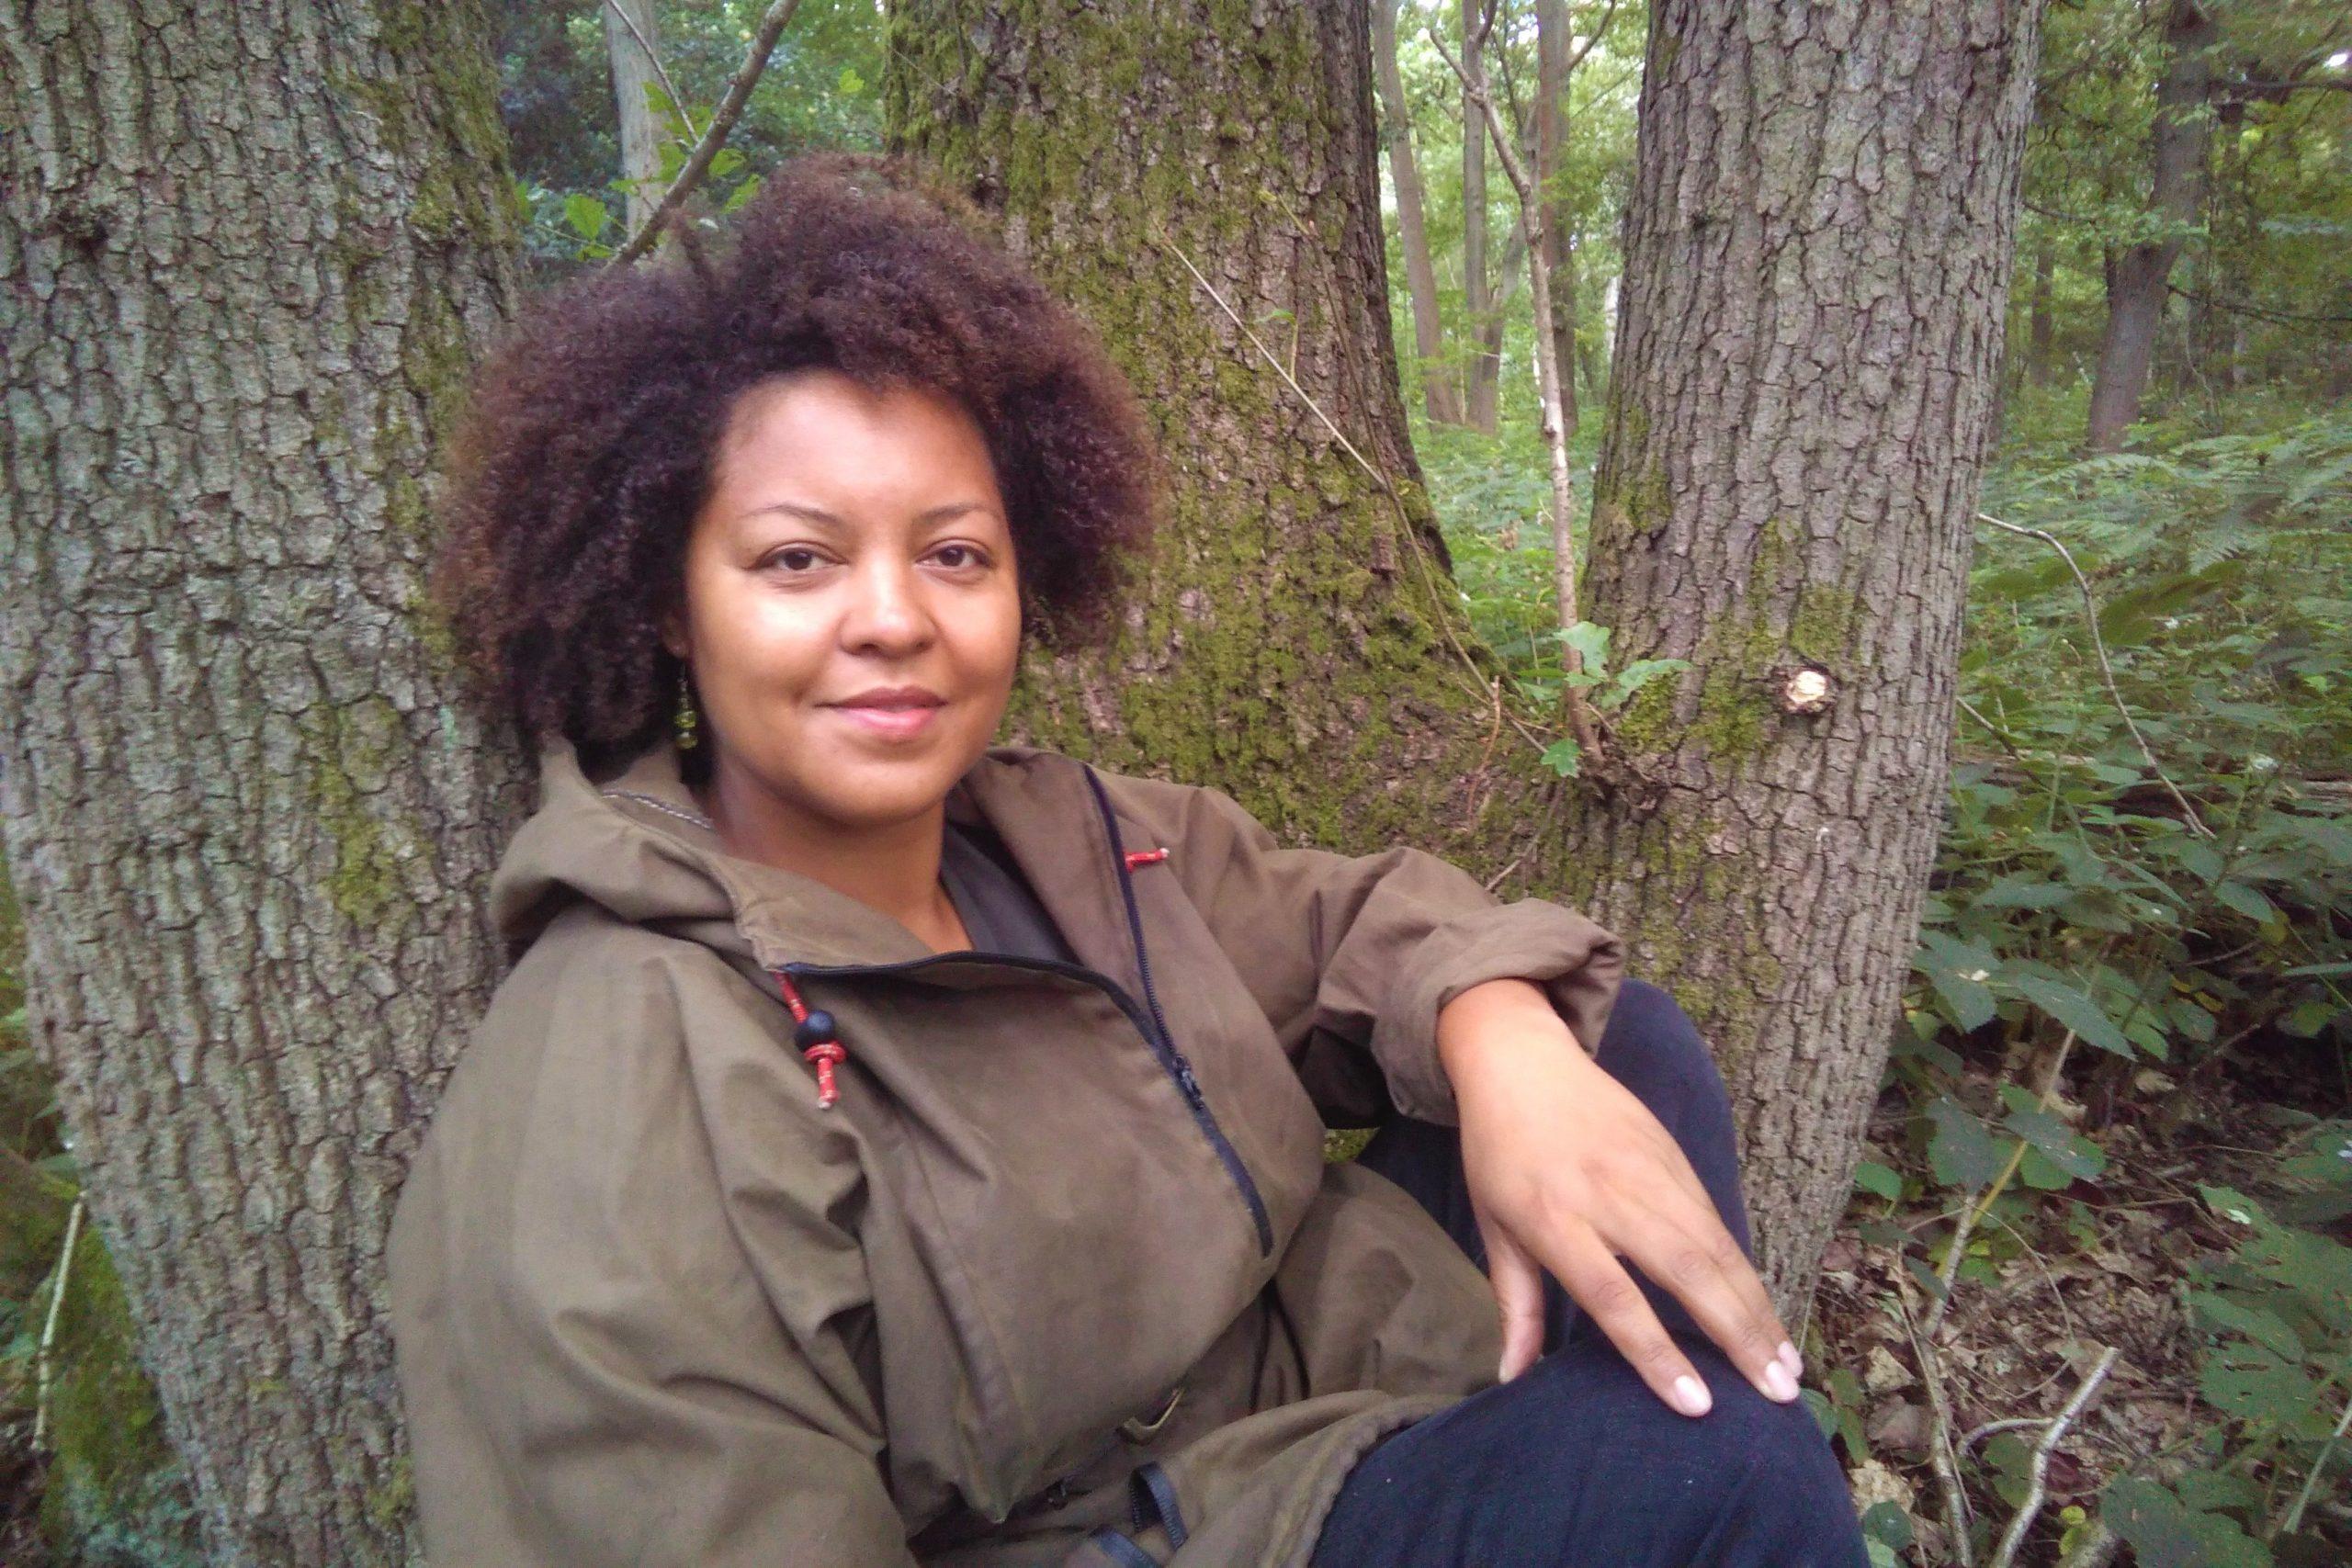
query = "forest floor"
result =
(1815, 1033, 2351, 1564)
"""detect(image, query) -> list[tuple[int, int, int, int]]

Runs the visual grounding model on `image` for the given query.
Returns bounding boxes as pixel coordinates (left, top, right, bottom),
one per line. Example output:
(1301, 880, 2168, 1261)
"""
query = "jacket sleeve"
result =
(389, 939, 917, 1568)
(1119, 774, 1626, 1126)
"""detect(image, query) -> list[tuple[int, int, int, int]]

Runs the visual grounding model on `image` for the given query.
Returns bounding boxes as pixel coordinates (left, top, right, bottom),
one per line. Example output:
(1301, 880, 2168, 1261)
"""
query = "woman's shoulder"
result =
(425, 909, 827, 1175)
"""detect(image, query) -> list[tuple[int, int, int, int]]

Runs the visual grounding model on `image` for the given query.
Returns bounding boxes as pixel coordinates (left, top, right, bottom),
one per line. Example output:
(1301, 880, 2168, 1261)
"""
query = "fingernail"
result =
(1763, 1360, 1800, 1403)
(1672, 1375, 1713, 1417)
(1778, 1340, 1804, 1380)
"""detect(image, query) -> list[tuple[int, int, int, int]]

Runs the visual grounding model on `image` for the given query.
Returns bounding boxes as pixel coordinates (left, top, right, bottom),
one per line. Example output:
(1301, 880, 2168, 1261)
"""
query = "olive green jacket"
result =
(386, 739, 1624, 1567)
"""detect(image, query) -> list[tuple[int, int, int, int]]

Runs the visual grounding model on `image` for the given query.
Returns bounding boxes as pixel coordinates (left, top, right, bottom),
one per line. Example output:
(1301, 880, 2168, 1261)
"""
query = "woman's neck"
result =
(696, 765, 970, 953)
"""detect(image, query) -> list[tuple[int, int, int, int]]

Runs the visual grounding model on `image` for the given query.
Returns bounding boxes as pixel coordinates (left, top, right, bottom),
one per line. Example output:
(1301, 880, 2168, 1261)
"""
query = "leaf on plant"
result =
(2212, 880, 2280, 925)
(1853, 1161, 1902, 1201)
(2187, 1291, 2304, 1359)
(1998, 1094, 2107, 1180)
(1540, 739, 1581, 778)
(2103, 1476, 2274, 1568)
(564, 192, 610, 240)
(1927, 1097, 2008, 1189)
(2012, 972, 2132, 1055)
(1857, 1501, 1913, 1550)
(1972, 875, 2076, 910)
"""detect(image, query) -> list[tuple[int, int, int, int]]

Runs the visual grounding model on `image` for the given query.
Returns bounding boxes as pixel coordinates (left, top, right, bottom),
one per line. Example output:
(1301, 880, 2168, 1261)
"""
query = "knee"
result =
(1647, 1359, 1871, 1564)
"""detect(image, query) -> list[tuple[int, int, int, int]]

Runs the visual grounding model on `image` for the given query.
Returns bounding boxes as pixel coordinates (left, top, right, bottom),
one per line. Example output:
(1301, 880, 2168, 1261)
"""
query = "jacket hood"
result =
(489, 737, 1127, 973)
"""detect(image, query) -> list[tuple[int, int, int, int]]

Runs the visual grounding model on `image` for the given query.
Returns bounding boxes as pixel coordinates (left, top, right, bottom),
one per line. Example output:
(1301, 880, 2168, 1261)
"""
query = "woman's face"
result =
(667, 369, 1023, 837)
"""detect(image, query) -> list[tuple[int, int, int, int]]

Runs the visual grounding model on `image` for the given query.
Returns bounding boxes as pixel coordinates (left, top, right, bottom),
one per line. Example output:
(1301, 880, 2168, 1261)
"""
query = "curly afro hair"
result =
(431, 153, 1158, 763)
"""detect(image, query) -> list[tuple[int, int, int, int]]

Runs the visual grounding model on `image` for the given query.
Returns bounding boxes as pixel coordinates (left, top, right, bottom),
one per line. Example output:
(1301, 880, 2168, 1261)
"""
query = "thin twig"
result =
(1923, 1027, 2075, 1340)
(1989, 1346, 2122, 1568)
(1973, 511, 2211, 837)
(1897, 1277, 1976, 1564)
(1962, 1416, 2062, 1452)
(33, 1195, 85, 1450)
(612, 0, 805, 266)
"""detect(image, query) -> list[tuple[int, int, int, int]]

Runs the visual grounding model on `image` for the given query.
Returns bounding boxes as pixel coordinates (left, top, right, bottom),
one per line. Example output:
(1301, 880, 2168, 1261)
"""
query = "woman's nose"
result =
(839, 558, 936, 654)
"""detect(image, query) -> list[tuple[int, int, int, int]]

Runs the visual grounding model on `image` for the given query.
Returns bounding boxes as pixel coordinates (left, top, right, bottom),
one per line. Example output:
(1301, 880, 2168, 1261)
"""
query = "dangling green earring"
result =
(674, 669, 699, 751)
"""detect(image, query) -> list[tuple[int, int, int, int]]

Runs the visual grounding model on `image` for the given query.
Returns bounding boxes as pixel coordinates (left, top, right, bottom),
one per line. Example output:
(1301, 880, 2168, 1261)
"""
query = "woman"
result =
(387, 156, 1867, 1567)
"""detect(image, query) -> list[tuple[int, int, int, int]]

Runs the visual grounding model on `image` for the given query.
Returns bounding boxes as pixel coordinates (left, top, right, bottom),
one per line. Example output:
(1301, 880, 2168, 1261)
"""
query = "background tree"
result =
(2086, 0, 2220, 452)
(1459, 0, 1503, 432)
(0, 1, 529, 1560)
(1376, 0, 1468, 426)
(603, 0, 670, 236)
(1569, 0, 2050, 1307)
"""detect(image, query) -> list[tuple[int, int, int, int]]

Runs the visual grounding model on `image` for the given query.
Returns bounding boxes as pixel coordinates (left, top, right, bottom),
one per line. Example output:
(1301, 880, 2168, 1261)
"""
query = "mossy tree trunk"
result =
(0, 1, 526, 1561)
(885, 0, 1560, 868)
(1571, 0, 2047, 1311)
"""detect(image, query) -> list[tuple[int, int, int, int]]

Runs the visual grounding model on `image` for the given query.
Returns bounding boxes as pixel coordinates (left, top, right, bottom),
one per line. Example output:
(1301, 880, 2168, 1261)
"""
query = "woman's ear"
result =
(659, 606, 690, 662)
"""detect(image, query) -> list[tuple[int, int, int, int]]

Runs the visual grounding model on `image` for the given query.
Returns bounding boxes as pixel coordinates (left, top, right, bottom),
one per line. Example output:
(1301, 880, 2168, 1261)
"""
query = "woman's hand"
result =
(1434, 978, 1804, 1418)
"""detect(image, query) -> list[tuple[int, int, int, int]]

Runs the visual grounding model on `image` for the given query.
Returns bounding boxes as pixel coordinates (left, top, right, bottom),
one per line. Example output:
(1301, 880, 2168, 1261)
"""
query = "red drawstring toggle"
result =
(1125, 847, 1170, 870)
(771, 968, 849, 1111)
(802, 1041, 846, 1111)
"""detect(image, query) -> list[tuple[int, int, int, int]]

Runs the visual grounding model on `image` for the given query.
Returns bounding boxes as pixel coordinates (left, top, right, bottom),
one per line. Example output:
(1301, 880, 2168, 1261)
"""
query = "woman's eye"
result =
(766, 547, 822, 572)
(932, 544, 987, 570)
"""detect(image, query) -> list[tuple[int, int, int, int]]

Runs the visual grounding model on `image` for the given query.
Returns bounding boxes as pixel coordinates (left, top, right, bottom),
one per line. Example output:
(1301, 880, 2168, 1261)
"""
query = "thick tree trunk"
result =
(1534, 0, 1578, 441)
(1573, 0, 2045, 1313)
(604, 0, 667, 238)
(1375, 0, 1467, 427)
(0, 2, 526, 1561)
(2086, 0, 2216, 453)
(886, 0, 1564, 867)
(1460, 0, 1500, 433)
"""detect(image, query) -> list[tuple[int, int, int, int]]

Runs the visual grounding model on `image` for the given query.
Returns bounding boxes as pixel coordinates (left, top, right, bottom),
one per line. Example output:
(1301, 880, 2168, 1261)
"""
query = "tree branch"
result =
(612, 0, 806, 266)
(1989, 1347, 2122, 1568)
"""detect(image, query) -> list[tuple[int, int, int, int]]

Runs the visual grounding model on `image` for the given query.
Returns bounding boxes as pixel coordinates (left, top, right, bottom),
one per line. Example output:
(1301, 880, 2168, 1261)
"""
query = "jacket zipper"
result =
(1080, 767, 1274, 1257)
(780, 946, 1275, 1258)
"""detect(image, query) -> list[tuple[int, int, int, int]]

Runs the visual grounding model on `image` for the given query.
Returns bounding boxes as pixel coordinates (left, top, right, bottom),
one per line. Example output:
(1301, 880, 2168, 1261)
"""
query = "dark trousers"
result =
(1309, 979, 1871, 1568)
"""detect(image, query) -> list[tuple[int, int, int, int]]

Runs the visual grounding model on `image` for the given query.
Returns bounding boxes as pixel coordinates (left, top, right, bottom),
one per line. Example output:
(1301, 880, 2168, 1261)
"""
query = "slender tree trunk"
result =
(0, 2, 527, 1561)
(1573, 0, 2047, 1314)
(2027, 235, 2056, 386)
(604, 0, 667, 241)
(1375, 0, 1467, 426)
(887, 0, 1559, 868)
(1535, 0, 1578, 440)
(2086, 0, 2216, 453)
(1461, 0, 1500, 433)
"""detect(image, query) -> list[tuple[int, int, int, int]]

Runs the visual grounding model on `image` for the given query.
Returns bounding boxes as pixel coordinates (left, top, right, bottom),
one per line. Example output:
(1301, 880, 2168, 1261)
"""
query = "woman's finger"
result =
(1537, 1216, 1716, 1418)
(1604, 1185, 1801, 1406)
(1475, 1201, 1549, 1384)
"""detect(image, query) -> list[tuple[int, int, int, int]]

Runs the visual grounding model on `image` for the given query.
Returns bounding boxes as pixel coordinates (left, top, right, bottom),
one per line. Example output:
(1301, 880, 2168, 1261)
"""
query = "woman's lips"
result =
(827, 701, 943, 739)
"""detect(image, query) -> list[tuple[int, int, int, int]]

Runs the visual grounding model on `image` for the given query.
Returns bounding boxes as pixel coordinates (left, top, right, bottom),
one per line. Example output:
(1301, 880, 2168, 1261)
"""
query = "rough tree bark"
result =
(1572, 0, 2047, 1311)
(1374, 0, 1467, 426)
(886, 0, 1568, 870)
(1460, 0, 1501, 433)
(2086, 0, 2217, 453)
(0, 1, 526, 1561)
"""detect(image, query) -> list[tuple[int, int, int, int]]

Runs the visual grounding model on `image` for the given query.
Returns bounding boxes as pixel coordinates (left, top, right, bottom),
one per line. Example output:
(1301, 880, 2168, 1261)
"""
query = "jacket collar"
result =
(492, 737, 1134, 976)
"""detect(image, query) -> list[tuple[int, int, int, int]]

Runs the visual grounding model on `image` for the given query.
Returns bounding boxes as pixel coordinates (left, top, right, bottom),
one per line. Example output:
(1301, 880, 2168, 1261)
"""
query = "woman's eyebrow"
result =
(732, 500, 1001, 526)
